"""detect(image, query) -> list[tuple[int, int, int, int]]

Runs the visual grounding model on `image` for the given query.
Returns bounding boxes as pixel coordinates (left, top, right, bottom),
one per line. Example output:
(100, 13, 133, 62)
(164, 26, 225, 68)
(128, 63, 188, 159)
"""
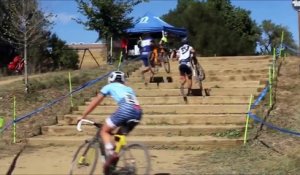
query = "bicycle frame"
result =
(114, 135, 127, 153)
(77, 119, 127, 158)
(72, 119, 151, 175)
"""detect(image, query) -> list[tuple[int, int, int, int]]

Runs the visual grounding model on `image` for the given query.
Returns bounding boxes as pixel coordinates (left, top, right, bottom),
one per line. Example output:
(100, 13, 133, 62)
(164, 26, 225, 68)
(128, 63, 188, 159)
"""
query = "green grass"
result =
(213, 129, 242, 138)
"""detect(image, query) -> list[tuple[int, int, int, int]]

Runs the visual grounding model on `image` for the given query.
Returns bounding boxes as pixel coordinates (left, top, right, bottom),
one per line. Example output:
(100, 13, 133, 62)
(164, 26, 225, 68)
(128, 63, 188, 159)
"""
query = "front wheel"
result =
(69, 142, 99, 175)
(115, 143, 151, 175)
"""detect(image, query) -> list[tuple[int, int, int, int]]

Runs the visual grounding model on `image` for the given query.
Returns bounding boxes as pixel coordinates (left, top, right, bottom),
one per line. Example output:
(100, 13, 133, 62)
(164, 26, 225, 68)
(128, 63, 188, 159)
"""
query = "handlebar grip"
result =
(76, 119, 95, 132)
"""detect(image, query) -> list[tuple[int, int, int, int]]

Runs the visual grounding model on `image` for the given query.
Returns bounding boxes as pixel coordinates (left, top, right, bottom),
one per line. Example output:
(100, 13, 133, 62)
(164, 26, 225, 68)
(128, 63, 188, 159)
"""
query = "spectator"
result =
(8, 55, 24, 73)
(121, 37, 128, 62)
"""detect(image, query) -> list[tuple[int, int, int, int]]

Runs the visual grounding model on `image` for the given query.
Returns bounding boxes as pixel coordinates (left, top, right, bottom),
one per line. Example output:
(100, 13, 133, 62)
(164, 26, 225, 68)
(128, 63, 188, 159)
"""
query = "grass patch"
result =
(0, 61, 141, 144)
(213, 129, 242, 138)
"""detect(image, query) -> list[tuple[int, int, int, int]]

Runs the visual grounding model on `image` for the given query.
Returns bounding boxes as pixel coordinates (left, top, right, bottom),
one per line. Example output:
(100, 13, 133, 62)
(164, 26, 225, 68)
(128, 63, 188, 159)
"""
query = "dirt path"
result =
(0, 74, 44, 86)
(0, 76, 24, 86)
(0, 72, 66, 86)
(0, 145, 206, 175)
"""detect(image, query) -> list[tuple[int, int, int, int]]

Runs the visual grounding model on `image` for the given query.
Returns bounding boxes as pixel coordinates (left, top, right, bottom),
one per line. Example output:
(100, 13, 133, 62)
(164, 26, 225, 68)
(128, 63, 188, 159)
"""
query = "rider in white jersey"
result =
(77, 71, 142, 175)
(177, 37, 195, 96)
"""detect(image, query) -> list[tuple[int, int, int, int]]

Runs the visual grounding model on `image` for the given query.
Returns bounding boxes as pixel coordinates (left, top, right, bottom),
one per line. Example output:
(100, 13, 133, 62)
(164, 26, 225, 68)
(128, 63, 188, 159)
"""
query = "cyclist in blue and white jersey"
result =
(77, 71, 142, 175)
(140, 34, 155, 84)
(177, 37, 195, 96)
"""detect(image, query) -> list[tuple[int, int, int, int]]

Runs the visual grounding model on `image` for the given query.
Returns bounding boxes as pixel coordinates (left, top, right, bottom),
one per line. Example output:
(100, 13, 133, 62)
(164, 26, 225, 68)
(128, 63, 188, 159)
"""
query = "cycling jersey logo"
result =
(180, 45, 190, 55)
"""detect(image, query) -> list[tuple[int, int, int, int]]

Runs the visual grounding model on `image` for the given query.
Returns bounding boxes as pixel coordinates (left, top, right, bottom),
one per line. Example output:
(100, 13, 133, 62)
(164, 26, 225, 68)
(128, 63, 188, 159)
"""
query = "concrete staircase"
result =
(28, 56, 270, 150)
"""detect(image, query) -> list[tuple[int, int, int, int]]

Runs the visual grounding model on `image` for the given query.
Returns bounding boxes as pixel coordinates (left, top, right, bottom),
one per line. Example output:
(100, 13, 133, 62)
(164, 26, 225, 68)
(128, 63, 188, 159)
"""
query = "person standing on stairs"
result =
(177, 37, 195, 97)
(140, 34, 155, 85)
(76, 71, 143, 175)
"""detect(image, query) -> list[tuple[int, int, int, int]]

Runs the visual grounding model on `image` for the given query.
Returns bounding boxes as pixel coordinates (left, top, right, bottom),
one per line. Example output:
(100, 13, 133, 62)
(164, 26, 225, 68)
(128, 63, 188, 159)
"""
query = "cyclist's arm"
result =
(190, 47, 196, 58)
(77, 93, 105, 122)
(174, 50, 180, 61)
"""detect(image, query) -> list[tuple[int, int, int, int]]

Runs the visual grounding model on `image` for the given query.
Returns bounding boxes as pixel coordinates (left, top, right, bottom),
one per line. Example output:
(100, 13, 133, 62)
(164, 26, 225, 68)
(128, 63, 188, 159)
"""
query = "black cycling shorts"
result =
(179, 64, 192, 79)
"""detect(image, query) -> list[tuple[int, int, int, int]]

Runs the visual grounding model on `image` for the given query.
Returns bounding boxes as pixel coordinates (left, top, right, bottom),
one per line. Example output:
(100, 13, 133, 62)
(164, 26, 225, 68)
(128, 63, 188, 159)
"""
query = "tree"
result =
(48, 34, 79, 70)
(258, 20, 296, 54)
(75, 0, 148, 58)
(0, 0, 53, 92)
(162, 0, 260, 56)
(0, 0, 16, 71)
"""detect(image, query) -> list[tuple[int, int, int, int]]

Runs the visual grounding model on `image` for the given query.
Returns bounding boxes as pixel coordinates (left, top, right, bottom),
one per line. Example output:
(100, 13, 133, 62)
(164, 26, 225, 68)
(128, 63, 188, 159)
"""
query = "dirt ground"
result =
(0, 145, 206, 175)
(0, 57, 300, 174)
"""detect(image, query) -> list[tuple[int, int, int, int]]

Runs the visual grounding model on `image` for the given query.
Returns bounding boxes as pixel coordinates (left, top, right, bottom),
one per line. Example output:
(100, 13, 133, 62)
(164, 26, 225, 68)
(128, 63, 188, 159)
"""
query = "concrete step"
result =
(165, 61, 271, 67)
(195, 57, 271, 63)
(136, 63, 270, 72)
(130, 68, 269, 77)
(41, 124, 245, 137)
(129, 81, 265, 89)
(62, 114, 246, 125)
(27, 135, 243, 150)
(93, 96, 250, 105)
(128, 74, 268, 83)
(132, 88, 260, 96)
(150, 60, 271, 67)
(75, 104, 248, 114)
(194, 55, 270, 60)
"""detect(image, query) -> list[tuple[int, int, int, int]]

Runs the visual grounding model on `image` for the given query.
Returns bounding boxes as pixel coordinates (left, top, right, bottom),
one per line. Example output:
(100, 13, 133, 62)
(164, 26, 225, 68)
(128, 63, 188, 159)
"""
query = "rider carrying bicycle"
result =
(140, 34, 155, 85)
(158, 31, 169, 61)
(177, 37, 195, 96)
(77, 71, 142, 175)
(159, 31, 168, 49)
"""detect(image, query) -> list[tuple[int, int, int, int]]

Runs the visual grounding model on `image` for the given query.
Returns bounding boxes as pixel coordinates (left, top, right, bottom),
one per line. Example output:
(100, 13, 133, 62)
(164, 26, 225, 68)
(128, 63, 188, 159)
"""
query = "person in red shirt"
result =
(121, 37, 128, 62)
(8, 55, 24, 73)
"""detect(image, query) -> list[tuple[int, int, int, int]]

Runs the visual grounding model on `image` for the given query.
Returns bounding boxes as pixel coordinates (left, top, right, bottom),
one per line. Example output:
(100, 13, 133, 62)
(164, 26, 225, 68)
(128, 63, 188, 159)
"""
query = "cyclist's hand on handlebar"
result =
(76, 116, 84, 124)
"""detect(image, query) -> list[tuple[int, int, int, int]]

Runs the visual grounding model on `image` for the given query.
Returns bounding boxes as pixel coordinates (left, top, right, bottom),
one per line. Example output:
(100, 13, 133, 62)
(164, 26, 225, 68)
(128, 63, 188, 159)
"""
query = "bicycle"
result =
(191, 56, 209, 96)
(69, 119, 151, 175)
(157, 48, 171, 73)
(149, 47, 170, 74)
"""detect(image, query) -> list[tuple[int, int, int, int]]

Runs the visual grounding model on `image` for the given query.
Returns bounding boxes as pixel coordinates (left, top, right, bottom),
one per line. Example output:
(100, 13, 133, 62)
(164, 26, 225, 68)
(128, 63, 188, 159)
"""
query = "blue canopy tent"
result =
(126, 13, 187, 37)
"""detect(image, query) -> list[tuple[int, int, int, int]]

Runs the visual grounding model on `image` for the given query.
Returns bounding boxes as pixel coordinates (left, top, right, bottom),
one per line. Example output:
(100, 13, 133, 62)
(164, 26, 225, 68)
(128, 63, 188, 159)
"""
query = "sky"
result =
(39, 0, 299, 45)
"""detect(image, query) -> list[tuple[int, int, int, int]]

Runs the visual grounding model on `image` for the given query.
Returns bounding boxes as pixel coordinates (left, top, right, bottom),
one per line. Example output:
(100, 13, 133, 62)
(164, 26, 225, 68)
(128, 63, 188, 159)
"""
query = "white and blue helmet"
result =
(108, 71, 125, 83)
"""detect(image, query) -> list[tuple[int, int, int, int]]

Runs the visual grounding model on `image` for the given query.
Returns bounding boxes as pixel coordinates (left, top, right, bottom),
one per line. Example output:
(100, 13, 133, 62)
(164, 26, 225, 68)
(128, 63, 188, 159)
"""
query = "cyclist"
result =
(159, 31, 168, 48)
(140, 34, 155, 85)
(177, 37, 195, 96)
(77, 71, 142, 175)
(158, 31, 169, 63)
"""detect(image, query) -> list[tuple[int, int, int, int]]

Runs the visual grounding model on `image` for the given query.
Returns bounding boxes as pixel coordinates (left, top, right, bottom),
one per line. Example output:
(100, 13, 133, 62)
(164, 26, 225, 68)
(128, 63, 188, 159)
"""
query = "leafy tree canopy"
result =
(0, 0, 80, 76)
(259, 20, 297, 55)
(48, 34, 79, 70)
(75, 0, 148, 41)
(163, 0, 261, 56)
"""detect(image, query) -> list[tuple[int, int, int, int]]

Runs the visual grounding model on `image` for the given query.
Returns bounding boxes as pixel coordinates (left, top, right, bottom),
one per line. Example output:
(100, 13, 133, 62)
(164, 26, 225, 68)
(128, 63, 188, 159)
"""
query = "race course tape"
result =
(0, 72, 111, 133)
(284, 45, 300, 55)
(250, 85, 269, 110)
(248, 112, 300, 137)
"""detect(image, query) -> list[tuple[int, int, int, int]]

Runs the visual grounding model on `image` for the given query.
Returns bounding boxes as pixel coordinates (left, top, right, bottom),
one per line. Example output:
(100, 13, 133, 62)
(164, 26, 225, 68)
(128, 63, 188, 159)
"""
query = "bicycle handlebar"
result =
(76, 119, 95, 132)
